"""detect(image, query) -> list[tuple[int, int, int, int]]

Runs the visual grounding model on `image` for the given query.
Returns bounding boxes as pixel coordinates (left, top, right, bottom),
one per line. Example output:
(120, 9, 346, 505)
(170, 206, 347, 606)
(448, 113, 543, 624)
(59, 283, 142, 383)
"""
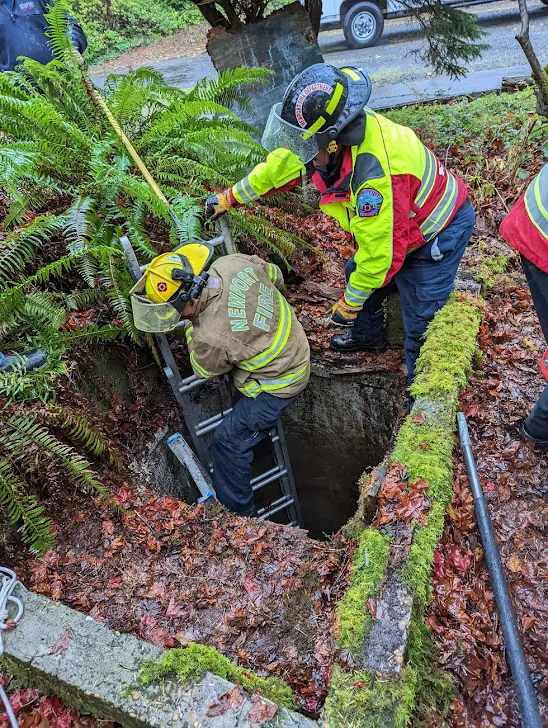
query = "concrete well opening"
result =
(282, 363, 405, 539)
(78, 346, 405, 542)
(183, 361, 406, 541)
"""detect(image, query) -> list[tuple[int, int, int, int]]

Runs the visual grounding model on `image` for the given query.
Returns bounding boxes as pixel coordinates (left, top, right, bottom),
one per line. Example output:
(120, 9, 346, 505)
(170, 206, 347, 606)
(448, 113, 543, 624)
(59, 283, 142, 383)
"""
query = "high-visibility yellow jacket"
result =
(228, 109, 468, 308)
(185, 254, 310, 398)
(500, 163, 548, 273)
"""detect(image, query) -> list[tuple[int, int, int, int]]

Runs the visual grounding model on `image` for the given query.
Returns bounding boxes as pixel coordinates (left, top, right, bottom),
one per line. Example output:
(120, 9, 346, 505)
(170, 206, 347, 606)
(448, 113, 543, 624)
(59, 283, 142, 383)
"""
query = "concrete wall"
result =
(2, 584, 316, 727)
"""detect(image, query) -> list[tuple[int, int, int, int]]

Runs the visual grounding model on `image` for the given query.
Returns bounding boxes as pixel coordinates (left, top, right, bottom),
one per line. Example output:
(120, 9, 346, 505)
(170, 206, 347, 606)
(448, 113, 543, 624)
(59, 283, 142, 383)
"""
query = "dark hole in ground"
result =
(282, 365, 405, 539)
(182, 363, 405, 541)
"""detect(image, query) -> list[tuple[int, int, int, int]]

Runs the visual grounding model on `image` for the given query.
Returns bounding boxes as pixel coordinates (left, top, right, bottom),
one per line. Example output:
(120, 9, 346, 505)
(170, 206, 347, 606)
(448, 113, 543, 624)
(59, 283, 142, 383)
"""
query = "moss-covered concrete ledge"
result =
(2, 583, 316, 728)
(322, 293, 482, 727)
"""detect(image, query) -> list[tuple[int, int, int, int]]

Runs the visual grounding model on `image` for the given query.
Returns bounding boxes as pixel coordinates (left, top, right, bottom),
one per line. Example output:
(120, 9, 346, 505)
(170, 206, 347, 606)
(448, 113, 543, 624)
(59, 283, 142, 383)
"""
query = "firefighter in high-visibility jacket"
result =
(500, 163, 548, 445)
(130, 243, 310, 517)
(206, 63, 475, 385)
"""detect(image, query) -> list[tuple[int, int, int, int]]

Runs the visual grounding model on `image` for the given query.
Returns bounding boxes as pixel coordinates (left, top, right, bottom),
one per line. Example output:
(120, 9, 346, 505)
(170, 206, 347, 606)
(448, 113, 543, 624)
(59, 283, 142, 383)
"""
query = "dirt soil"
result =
(4, 482, 354, 718)
(90, 24, 209, 74)
(425, 253, 548, 726)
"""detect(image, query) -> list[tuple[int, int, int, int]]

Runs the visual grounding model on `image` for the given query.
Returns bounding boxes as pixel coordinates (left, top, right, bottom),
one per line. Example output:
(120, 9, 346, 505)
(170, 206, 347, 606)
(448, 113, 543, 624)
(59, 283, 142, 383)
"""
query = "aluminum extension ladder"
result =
(120, 226, 303, 528)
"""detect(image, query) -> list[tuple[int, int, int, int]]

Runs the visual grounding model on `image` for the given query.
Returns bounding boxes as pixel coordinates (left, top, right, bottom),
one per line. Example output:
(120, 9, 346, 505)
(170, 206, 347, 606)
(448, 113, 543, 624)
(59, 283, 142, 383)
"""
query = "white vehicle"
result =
(319, 0, 541, 49)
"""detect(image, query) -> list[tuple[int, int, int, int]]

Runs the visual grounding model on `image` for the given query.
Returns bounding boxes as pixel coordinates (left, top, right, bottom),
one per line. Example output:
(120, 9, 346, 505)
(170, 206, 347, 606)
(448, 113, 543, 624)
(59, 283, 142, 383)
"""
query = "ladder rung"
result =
(251, 465, 288, 492)
(195, 408, 233, 436)
(179, 375, 204, 394)
(258, 495, 294, 520)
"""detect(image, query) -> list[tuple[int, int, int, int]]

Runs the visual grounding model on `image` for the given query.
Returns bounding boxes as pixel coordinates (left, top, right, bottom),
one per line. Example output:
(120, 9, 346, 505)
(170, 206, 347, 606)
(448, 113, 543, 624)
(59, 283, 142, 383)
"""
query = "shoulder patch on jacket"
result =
(357, 188, 383, 217)
(351, 152, 385, 194)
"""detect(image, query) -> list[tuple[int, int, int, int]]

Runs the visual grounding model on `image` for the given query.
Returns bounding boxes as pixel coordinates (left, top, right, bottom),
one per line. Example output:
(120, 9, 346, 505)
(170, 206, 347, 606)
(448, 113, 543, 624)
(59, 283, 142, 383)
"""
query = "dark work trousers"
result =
(521, 255, 548, 439)
(211, 391, 296, 516)
(345, 198, 475, 385)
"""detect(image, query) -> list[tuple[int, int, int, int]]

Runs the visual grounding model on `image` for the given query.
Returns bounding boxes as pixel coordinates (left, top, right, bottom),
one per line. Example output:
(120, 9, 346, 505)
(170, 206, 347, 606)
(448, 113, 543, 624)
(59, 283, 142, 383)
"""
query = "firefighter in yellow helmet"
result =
(131, 244, 310, 517)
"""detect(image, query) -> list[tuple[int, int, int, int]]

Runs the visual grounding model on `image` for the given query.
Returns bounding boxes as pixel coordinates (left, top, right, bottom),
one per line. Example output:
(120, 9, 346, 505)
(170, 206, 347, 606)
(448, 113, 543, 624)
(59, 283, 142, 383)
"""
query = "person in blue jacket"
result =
(0, 0, 87, 71)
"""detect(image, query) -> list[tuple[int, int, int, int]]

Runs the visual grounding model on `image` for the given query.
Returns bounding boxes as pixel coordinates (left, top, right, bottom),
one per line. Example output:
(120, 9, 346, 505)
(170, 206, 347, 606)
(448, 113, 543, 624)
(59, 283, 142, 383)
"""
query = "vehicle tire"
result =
(541, 0, 548, 6)
(343, 2, 384, 48)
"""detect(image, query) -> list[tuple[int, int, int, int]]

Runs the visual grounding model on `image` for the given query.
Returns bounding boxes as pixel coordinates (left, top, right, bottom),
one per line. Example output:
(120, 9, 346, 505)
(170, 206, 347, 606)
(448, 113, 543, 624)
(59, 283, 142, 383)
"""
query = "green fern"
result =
(39, 405, 121, 467)
(1, 414, 108, 495)
(0, 460, 55, 554)
(0, 0, 309, 556)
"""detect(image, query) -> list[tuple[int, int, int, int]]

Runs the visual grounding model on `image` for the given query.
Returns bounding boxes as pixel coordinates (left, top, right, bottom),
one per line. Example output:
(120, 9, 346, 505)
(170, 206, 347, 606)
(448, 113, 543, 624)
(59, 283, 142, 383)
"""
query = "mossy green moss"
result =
(475, 253, 509, 289)
(401, 296, 482, 608)
(405, 614, 455, 726)
(336, 529, 391, 652)
(140, 643, 294, 708)
(323, 665, 417, 728)
(409, 295, 482, 402)
(324, 295, 481, 727)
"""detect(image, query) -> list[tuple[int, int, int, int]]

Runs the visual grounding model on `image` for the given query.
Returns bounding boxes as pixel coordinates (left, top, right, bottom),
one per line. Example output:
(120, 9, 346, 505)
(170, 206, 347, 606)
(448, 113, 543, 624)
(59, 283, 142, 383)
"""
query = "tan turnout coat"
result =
(185, 254, 310, 398)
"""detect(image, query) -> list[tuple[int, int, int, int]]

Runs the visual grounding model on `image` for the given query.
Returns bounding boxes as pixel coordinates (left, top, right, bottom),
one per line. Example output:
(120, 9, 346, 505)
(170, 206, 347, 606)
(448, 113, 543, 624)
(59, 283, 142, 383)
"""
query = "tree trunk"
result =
(207, 2, 324, 131)
(187, 0, 229, 30)
(516, 0, 548, 117)
(305, 0, 322, 37)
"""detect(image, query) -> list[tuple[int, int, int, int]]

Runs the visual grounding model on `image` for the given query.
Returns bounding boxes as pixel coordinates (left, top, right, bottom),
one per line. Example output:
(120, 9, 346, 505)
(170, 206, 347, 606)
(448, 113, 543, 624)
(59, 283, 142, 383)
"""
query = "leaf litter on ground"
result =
(427, 258, 548, 727)
(7, 482, 355, 717)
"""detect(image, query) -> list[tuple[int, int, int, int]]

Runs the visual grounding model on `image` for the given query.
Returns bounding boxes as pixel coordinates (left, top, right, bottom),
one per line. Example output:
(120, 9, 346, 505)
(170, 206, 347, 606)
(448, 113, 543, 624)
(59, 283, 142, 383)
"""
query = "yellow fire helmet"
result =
(130, 242, 214, 333)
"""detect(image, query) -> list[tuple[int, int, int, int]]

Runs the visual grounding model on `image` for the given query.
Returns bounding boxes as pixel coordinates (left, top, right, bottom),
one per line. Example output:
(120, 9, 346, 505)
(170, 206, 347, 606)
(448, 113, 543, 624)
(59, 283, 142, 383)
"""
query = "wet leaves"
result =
(10, 483, 355, 716)
(243, 573, 260, 595)
(45, 630, 72, 656)
(428, 269, 548, 726)
(247, 694, 278, 724)
(372, 463, 431, 527)
(0, 676, 108, 728)
(206, 685, 244, 717)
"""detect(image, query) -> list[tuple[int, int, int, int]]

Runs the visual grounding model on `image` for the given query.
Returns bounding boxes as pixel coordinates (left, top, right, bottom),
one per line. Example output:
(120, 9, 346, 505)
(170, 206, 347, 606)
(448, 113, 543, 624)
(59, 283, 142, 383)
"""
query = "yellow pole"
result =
(73, 50, 171, 208)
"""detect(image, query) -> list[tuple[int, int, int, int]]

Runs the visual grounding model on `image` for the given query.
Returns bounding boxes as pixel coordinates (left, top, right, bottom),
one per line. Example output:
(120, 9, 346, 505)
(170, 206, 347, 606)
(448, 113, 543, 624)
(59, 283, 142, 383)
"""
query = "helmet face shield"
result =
(262, 103, 322, 163)
(130, 276, 182, 333)
(130, 241, 215, 333)
(130, 277, 181, 333)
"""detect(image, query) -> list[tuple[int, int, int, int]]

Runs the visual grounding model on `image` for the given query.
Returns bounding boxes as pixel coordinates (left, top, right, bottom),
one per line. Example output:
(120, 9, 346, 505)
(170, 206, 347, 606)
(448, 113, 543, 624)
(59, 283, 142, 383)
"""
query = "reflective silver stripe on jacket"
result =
(415, 147, 437, 208)
(525, 165, 548, 239)
(420, 172, 459, 242)
(236, 176, 260, 203)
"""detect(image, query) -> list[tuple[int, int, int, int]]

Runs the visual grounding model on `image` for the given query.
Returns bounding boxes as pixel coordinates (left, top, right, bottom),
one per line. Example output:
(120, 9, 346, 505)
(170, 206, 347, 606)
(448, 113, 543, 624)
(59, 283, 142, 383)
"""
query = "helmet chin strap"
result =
(170, 272, 209, 314)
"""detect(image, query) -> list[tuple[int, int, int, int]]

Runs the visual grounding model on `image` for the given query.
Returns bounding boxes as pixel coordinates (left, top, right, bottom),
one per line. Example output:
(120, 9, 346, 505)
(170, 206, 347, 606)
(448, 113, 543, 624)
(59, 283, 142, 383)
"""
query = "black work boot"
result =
(330, 328, 387, 353)
(0, 348, 47, 373)
(520, 420, 548, 449)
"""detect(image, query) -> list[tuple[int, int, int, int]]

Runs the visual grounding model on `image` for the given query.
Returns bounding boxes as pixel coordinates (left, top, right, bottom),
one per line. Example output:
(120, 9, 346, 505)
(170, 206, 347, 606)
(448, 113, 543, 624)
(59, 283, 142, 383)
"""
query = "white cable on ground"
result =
(0, 566, 24, 728)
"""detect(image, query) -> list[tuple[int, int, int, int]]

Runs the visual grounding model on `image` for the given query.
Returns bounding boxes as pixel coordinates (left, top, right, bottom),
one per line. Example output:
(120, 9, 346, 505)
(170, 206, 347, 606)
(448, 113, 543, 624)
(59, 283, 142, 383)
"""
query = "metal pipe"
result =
(457, 412, 543, 728)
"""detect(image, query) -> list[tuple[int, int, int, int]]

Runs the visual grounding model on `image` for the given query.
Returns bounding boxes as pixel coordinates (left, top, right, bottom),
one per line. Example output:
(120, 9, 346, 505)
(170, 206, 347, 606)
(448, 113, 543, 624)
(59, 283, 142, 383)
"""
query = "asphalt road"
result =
(320, 0, 548, 87)
(92, 0, 548, 94)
